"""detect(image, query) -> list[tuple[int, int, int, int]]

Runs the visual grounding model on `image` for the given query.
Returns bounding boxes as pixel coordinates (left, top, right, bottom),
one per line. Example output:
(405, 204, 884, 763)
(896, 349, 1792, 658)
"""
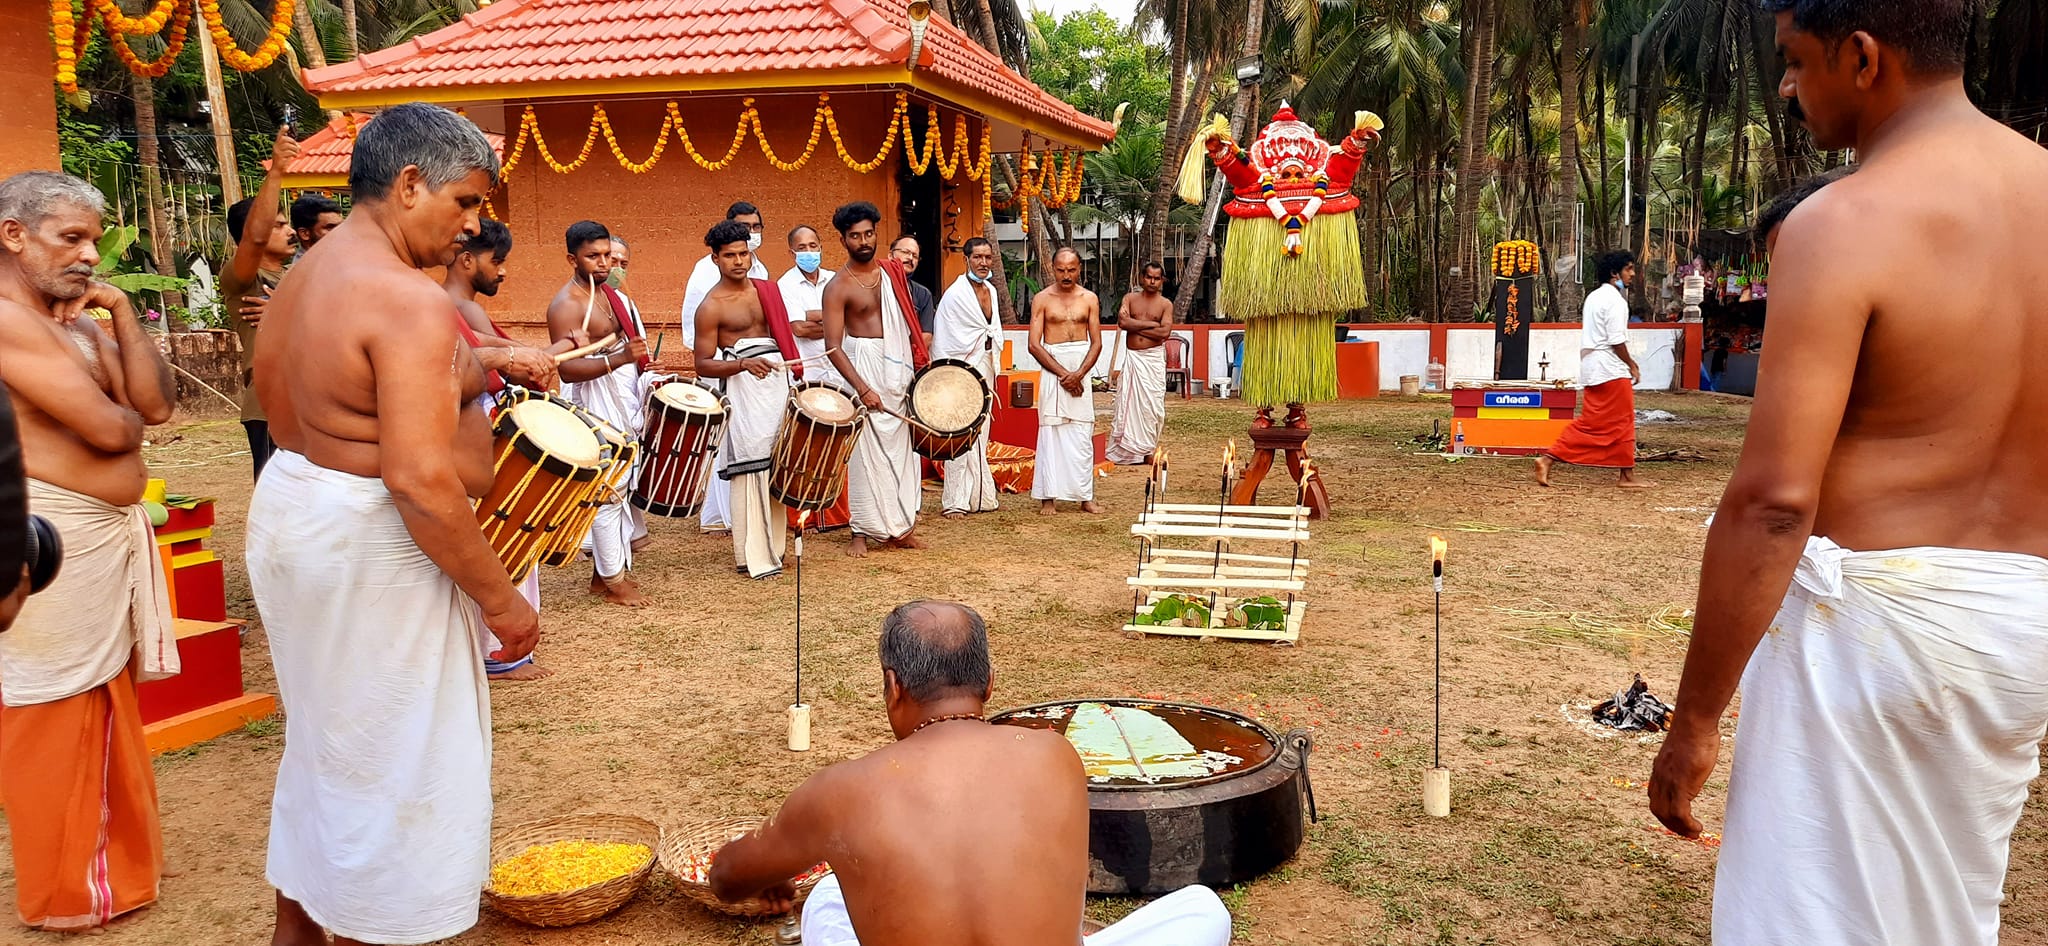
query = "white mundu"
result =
(1032, 340, 1095, 503)
(801, 876, 1232, 946)
(1105, 340, 1165, 465)
(1712, 536, 2048, 946)
(247, 450, 493, 944)
(844, 278, 921, 539)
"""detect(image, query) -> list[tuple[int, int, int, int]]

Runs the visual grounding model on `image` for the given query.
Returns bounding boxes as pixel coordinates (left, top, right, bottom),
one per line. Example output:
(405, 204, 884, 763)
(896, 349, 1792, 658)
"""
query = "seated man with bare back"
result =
(245, 102, 538, 946)
(1648, 3, 2048, 943)
(1029, 248, 1102, 514)
(824, 202, 930, 556)
(695, 219, 801, 580)
(710, 601, 1231, 946)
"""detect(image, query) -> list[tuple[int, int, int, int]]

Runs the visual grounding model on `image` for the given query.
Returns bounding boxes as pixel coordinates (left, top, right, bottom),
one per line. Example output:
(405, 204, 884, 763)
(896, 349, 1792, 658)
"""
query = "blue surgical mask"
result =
(795, 251, 822, 274)
(967, 270, 989, 285)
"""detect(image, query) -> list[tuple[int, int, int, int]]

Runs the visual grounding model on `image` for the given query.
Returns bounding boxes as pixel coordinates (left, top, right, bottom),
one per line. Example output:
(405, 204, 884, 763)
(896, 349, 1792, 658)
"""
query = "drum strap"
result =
(752, 278, 804, 381)
(449, 311, 506, 395)
(598, 284, 653, 370)
(879, 259, 931, 370)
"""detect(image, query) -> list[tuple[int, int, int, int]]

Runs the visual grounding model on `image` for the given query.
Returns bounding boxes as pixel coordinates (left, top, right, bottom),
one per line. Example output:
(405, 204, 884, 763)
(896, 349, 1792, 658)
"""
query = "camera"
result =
(22, 513, 60, 595)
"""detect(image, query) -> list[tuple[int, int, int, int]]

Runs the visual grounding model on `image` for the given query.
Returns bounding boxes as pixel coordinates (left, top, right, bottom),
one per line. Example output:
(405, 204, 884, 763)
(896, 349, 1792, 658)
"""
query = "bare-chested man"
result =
(225, 127, 302, 480)
(547, 220, 652, 606)
(1105, 261, 1173, 465)
(1029, 248, 1102, 514)
(1646, 5, 2048, 943)
(443, 217, 572, 682)
(824, 201, 930, 556)
(245, 102, 536, 946)
(0, 171, 177, 932)
(695, 219, 800, 579)
(710, 601, 1231, 945)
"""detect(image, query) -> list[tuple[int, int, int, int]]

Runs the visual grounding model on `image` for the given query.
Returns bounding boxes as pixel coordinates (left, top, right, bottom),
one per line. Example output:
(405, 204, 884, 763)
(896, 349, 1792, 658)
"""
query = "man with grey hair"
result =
(241, 101, 536, 946)
(710, 600, 1232, 945)
(0, 169, 178, 932)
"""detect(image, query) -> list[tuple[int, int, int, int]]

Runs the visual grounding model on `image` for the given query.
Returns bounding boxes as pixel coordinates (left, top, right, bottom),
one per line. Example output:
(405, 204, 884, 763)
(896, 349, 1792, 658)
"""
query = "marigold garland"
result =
(102, 0, 191, 77)
(98, 0, 178, 34)
(196, 0, 297, 72)
(52, 0, 83, 92)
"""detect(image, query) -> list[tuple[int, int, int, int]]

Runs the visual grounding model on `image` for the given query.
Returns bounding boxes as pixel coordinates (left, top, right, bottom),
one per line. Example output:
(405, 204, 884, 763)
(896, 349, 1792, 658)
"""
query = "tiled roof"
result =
(301, 0, 1114, 147)
(269, 111, 507, 185)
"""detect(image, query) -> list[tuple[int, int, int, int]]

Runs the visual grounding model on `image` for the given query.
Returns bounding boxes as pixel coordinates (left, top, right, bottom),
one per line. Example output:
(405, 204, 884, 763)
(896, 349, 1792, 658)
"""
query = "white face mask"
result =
(747, 233, 763, 253)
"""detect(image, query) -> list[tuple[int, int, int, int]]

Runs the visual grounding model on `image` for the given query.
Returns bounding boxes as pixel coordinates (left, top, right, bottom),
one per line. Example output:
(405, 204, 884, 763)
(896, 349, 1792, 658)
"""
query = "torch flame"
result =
(1224, 440, 1236, 467)
(1302, 460, 1318, 482)
(1430, 535, 1447, 564)
(798, 509, 813, 529)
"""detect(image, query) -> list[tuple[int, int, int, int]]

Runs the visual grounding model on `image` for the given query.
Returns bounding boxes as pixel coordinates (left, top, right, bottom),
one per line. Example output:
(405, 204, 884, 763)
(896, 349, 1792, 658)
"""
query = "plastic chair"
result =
(1163, 335, 1192, 401)
(1225, 332, 1245, 397)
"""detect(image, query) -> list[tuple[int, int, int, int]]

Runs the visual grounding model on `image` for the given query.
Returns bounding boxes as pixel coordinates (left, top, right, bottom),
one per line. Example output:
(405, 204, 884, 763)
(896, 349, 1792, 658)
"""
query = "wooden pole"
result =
(197, 28, 243, 207)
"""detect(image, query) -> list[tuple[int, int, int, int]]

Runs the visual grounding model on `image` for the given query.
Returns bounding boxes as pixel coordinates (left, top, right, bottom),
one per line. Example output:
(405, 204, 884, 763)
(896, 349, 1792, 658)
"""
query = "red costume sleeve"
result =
(753, 278, 804, 381)
(1207, 138, 1262, 194)
(1324, 129, 1376, 193)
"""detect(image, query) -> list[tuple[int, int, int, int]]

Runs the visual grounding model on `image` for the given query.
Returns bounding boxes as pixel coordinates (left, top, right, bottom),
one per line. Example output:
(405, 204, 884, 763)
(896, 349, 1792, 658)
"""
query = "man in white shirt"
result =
(681, 201, 767, 535)
(777, 223, 849, 533)
(1535, 250, 1647, 488)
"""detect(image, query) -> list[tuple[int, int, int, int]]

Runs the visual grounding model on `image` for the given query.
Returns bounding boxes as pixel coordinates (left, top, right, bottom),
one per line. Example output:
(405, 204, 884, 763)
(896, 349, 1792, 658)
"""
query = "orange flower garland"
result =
(101, 0, 190, 77)
(96, 0, 178, 34)
(195, 0, 295, 72)
(52, 0, 84, 93)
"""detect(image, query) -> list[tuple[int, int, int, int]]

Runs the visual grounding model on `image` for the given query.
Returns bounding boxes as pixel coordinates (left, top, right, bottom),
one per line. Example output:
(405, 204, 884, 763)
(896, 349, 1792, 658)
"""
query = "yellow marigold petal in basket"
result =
(489, 840, 654, 898)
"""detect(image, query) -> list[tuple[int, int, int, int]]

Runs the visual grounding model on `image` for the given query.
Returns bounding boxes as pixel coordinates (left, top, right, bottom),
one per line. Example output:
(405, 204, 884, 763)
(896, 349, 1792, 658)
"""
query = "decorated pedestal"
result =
(138, 487, 276, 753)
(1449, 385, 1578, 456)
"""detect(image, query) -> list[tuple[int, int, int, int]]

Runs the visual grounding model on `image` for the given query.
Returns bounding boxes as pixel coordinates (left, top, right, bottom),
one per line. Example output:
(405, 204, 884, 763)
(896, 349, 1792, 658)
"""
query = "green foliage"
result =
(1028, 8, 1170, 125)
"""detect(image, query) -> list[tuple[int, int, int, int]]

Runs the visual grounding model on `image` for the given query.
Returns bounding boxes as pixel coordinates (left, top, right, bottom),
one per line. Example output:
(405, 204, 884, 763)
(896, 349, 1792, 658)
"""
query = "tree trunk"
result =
(1628, 31, 1671, 307)
(1173, 0, 1266, 321)
(1143, 0, 1193, 270)
(1448, 0, 1498, 321)
(128, 70, 185, 321)
(1556, 0, 1588, 317)
(293, 0, 327, 69)
(961, 4, 1022, 323)
(339, 0, 359, 58)
(1593, 75, 1612, 253)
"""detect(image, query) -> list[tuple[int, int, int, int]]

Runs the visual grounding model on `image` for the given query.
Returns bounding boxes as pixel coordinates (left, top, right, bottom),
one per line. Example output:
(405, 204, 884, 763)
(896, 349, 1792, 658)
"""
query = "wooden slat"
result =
(1129, 576, 1305, 592)
(1139, 562, 1304, 578)
(1146, 548, 1308, 567)
(1138, 512, 1311, 529)
(1132, 523, 1312, 542)
(1146, 503, 1310, 516)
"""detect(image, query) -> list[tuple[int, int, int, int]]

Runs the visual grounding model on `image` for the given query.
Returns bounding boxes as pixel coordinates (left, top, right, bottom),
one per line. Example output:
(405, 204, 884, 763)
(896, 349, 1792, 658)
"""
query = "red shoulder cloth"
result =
(753, 278, 803, 381)
(879, 259, 931, 369)
(597, 284, 652, 370)
(449, 310, 506, 395)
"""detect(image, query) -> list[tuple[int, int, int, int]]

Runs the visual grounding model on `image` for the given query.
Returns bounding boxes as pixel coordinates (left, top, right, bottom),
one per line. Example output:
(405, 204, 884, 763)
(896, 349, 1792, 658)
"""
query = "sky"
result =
(1026, 0, 1143, 27)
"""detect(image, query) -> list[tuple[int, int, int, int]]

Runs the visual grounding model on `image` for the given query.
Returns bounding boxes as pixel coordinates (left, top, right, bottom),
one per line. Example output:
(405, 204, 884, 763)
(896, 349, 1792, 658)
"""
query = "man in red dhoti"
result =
(1536, 250, 1650, 488)
(0, 171, 181, 931)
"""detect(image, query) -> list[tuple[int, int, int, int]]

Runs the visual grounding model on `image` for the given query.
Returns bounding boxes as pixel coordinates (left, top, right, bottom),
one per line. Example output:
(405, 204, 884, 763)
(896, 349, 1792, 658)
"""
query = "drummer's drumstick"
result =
(553, 333, 618, 364)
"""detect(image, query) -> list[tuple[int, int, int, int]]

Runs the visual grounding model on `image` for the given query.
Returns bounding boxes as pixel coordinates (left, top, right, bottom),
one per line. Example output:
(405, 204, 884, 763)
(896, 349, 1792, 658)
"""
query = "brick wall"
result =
(486, 91, 903, 331)
(0, 9, 60, 178)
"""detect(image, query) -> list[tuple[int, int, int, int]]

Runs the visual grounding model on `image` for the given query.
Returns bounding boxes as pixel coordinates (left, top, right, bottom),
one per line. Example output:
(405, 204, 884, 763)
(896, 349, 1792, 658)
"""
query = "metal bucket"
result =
(990, 699, 1315, 895)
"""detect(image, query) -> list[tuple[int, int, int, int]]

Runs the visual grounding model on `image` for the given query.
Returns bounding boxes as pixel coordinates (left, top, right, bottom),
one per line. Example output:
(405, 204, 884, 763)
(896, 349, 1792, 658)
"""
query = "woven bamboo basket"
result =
(484, 813, 660, 928)
(659, 816, 832, 917)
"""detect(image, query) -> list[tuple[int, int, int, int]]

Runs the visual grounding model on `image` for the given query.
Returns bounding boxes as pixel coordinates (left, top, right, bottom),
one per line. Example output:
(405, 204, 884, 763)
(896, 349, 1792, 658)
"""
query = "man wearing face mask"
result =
(1534, 250, 1646, 489)
(777, 224, 850, 533)
(931, 238, 1003, 518)
(890, 236, 938, 352)
(682, 202, 768, 537)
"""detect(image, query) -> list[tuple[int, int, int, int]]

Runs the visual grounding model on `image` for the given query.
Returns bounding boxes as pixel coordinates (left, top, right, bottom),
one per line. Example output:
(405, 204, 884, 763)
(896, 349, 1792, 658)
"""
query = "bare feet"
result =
(942, 511, 966, 520)
(273, 893, 325, 946)
(1081, 501, 1102, 514)
(599, 576, 650, 607)
(1532, 455, 1554, 487)
(1039, 500, 1057, 516)
(589, 571, 608, 595)
(1618, 469, 1654, 489)
(490, 662, 555, 682)
(631, 534, 652, 553)
(892, 532, 927, 550)
(848, 534, 868, 557)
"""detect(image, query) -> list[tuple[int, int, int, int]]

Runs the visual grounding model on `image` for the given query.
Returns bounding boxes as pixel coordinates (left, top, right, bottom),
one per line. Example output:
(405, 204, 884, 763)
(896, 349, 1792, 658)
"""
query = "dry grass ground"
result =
(2, 391, 2044, 945)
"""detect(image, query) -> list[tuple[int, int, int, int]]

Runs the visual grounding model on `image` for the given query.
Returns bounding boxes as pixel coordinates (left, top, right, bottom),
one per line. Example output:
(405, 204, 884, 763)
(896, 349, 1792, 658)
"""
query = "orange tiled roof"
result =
(270, 111, 508, 185)
(301, 0, 1114, 147)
